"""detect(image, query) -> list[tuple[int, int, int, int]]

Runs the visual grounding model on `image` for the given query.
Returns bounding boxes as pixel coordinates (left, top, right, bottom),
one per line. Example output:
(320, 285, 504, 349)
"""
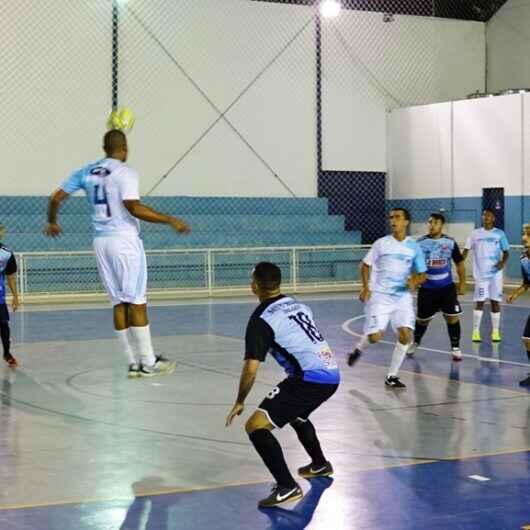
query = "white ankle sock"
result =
(388, 342, 409, 378)
(129, 325, 156, 367)
(115, 329, 136, 365)
(356, 335, 369, 352)
(491, 312, 501, 333)
(473, 310, 483, 332)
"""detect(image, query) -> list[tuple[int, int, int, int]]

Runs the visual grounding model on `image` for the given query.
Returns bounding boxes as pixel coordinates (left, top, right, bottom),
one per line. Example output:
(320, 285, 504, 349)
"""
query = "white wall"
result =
(388, 93, 528, 200)
(487, 0, 530, 93)
(322, 11, 485, 172)
(1, 1, 486, 197)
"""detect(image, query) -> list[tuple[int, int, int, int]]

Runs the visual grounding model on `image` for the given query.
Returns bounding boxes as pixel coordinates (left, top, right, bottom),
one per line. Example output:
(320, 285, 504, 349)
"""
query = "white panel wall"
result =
(453, 94, 522, 196)
(487, 0, 530, 93)
(0, 0, 111, 195)
(121, 0, 317, 197)
(387, 102, 452, 199)
(322, 11, 485, 172)
(388, 93, 526, 200)
(1, 1, 486, 197)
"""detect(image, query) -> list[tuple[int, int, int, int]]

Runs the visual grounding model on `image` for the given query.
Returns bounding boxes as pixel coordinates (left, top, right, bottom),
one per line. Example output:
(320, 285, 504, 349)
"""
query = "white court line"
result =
(342, 315, 530, 368)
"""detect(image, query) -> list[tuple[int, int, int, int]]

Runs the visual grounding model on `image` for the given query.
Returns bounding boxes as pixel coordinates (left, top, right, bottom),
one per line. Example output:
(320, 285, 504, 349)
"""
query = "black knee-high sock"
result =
(0, 321, 10, 356)
(414, 322, 428, 345)
(447, 321, 461, 348)
(291, 419, 327, 467)
(248, 429, 297, 488)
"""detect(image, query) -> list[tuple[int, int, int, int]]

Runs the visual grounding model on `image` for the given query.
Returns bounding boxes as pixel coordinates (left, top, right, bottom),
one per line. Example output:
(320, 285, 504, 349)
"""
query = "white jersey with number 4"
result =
(60, 158, 140, 237)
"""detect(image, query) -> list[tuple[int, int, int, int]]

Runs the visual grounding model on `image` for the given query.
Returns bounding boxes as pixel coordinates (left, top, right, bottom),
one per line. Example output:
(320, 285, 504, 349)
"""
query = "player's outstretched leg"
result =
(491, 300, 502, 343)
(472, 301, 484, 342)
(291, 418, 333, 479)
(408, 319, 429, 357)
(348, 335, 368, 366)
(445, 315, 462, 361)
(1, 320, 18, 368)
(246, 412, 302, 508)
(129, 304, 175, 377)
(519, 330, 530, 386)
(385, 328, 410, 389)
(113, 303, 140, 378)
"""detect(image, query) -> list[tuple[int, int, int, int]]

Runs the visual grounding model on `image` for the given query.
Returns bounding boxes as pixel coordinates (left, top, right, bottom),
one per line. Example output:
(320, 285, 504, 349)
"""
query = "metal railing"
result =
(13, 244, 526, 303)
(14, 245, 371, 302)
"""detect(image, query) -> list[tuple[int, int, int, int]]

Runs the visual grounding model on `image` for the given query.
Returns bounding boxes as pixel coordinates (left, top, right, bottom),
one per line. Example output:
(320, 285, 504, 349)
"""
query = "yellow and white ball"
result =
(107, 106, 135, 133)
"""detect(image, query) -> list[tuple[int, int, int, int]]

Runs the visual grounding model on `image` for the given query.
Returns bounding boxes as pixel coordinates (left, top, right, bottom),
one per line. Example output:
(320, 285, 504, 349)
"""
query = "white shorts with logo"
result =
(93, 234, 147, 306)
(363, 291, 415, 335)
(473, 272, 503, 302)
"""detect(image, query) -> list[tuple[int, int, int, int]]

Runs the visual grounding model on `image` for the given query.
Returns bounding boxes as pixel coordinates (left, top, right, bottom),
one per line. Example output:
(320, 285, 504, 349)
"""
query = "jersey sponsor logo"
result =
(90, 166, 111, 177)
(317, 346, 338, 369)
(427, 258, 448, 268)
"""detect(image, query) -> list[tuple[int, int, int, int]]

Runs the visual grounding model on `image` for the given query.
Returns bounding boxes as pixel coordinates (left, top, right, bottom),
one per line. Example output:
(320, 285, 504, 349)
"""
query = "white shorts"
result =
(363, 292, 415, 336)
(93, 235, 147, 306)
(473, 273, 503, 302)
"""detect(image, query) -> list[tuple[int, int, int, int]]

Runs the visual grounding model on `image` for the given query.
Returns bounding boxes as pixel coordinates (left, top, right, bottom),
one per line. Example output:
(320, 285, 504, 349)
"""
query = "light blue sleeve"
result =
(60, 167, 86, 195)
(500, 232, 510, 252)
(413, 243, 427, 274)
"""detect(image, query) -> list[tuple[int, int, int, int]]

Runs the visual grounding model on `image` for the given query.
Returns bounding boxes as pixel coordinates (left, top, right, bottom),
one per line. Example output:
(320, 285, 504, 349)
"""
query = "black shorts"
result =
(0, 304, 9, 322)
(417, 284, 462, 321)
(257, 377, 338, 429)
(523, 315, 530, 340)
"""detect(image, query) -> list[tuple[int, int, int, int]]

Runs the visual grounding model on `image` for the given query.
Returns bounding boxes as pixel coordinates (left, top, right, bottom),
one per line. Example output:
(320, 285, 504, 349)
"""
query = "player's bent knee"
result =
(245, 411, 274, 434)
(445, 315, 459, 324)
(397, 328, 412, 344)
(368, 333, 382, 344)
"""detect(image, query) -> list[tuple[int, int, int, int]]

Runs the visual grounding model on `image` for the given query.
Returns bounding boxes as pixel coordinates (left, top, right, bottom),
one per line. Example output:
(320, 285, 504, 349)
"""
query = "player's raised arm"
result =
(44, 188, 70, 237)
(122, 200, 191, 234)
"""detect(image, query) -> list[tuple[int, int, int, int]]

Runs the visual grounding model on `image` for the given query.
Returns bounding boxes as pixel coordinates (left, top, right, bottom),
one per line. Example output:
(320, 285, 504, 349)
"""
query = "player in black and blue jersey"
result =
(407, 213, 466, 361)
(0, 224, 20, 368)
(226, 262, 339, 508)
(506, 224, 530, 386)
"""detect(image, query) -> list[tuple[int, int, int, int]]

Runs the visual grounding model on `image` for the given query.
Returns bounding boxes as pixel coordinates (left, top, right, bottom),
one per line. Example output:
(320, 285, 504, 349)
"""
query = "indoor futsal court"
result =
(2, 0, 530, 529)
(2, 295, 530, 529)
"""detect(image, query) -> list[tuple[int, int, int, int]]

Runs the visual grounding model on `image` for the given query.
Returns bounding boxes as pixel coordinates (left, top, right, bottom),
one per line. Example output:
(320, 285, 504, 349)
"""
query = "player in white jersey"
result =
(44, 130, 190, 377)
(462, 209, 510, 343)
(348, 208, 427, 388)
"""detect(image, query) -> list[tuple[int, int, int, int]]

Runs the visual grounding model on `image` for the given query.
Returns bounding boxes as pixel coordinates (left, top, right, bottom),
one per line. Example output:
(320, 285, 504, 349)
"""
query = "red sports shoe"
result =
(4, 354, 19, 368)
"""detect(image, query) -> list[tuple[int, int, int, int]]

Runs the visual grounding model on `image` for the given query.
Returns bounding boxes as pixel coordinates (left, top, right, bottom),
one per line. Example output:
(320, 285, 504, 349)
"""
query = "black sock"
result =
(0, 321, 10, 357)
(447, 321, 461, 349)
(526, 350, 530, 362)
(248, 429, 297, 488)
(414, 322, 428, 345)
(291, 419, 326, 467)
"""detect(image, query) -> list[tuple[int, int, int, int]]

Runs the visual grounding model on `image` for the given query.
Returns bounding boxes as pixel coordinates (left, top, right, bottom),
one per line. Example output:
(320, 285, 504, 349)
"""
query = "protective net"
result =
(0, 0, 515, 296)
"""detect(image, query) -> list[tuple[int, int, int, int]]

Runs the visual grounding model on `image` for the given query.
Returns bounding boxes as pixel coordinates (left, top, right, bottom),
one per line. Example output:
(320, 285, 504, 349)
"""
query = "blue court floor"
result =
(1, 293, 530, 529)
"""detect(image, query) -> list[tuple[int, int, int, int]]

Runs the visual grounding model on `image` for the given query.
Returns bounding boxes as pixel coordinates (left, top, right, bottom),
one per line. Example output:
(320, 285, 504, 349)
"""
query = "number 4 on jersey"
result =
(94, 184, 111, 217)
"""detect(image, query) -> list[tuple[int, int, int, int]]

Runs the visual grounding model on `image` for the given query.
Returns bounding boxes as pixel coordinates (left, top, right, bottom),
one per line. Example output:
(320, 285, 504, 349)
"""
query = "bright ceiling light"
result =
(320, 0, 341, 19)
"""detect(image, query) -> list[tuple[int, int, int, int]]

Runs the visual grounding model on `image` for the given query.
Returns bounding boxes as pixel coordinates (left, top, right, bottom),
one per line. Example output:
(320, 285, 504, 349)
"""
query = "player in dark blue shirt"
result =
(407, 213, 466, 361)
(226, 262, 339, 508)
(0, 225, 20, 367)
(506, 224, 530, 386)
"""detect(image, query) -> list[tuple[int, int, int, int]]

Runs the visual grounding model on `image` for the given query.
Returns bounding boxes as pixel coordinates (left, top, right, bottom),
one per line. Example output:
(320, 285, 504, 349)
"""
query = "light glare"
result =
(320, 0, 341, 18)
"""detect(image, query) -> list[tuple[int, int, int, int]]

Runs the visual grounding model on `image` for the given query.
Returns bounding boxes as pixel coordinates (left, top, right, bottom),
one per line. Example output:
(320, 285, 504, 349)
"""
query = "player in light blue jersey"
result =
(407, 213, 466, 362)
(463, 209, 510, 343)
(348, 208, 427, 389)
(506, 224, 530, 386)
(226, 262, 339, 508)
(44, 130, 190, 377)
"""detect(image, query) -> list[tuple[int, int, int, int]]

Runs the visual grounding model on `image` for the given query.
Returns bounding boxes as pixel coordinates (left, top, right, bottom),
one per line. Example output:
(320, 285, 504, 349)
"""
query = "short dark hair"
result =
(483, 208, 496, 217)
(430, 212, 446, 224)
(103, 129, 127, 156)
(390, 207, 411, 222)
(253, 262, 282, 291)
